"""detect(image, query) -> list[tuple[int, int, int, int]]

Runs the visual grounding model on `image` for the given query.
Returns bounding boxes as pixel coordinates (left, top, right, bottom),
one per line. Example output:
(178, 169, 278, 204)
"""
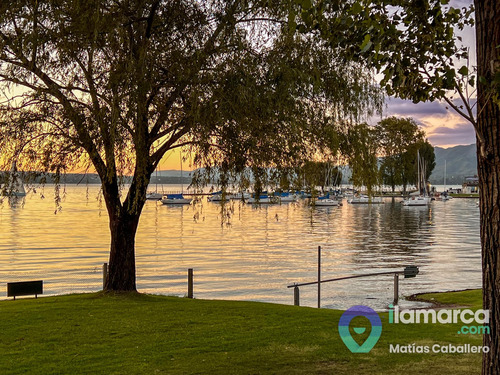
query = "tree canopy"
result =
(375, 117, 435, 193)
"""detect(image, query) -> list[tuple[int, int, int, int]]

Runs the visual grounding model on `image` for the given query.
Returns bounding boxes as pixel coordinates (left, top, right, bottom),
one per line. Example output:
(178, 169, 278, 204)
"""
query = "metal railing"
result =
(287, 246, 419, 308)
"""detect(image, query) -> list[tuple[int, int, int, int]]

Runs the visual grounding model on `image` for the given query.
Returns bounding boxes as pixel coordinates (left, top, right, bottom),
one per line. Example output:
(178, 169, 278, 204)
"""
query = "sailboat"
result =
(348, 194, 383, 204)
(146, 167, 163, 200)
(161, 153, 192, 205)
(313, 193, 340, 206)
(402, 150, 431, 207)
(1, 161, 26, 197)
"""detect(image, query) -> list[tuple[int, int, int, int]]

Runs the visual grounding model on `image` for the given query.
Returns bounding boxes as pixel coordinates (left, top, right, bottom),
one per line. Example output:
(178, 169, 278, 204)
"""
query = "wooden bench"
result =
(7, 280, 43, 300)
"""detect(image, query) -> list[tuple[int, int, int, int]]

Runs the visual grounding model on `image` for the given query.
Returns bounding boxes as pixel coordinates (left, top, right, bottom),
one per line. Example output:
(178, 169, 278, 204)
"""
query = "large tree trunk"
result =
(100, 170, 150, 292)
(476, 0, 500, 373)
(104, 211, 140, 292)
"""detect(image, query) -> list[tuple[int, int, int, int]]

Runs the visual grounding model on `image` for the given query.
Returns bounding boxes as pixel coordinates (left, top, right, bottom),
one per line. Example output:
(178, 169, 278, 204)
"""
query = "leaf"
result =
(458, 66, 468, 76)
(299, 0, 312, 10)
(351, 2, 363, 14)
(360, 34, 372, 53)
(288, 10, 297, 33)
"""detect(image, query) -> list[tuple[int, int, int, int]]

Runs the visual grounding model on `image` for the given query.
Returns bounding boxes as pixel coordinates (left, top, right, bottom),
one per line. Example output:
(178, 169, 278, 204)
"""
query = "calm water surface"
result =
(0, 185, 481, 310)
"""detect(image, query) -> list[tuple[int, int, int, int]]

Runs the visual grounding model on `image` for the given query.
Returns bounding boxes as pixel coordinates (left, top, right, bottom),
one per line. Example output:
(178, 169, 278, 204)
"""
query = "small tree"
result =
(417, 141, 436, 183)
(345, 122, 380, 195)
(293, 161, 342, 194)
(375, 117, 425, 193)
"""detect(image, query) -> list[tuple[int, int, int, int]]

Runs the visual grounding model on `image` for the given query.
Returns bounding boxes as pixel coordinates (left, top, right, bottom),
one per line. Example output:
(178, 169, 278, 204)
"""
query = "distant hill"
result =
(3, 146, 477, 187)
(155, 169, 194, 177)
(429, 144, 477, 185)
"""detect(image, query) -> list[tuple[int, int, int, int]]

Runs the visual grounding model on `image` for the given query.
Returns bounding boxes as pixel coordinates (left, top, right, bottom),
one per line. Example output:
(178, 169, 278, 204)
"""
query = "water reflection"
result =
(0, 186, 481, 310)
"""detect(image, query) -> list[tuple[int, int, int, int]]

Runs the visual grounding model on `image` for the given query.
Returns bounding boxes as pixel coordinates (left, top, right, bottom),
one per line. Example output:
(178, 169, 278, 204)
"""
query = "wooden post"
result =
(318, 245, 321, 308)
(393, 273, 399, 305)
(103, 263, 108, 290)
(294, 285, 300, 306)
(188, 268, 193, 298)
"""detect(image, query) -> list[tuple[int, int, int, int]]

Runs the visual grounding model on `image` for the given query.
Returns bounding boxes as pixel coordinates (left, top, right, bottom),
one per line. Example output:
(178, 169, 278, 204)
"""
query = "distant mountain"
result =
(155, 169, 194, 177)
(5, 147, 475, 187)
(429, 144, 477, 185)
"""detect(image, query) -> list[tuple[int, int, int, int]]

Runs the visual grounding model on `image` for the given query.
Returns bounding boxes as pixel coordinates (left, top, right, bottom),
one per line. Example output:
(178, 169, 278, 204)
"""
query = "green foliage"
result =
(399, 139, 435, 193)
(293, 161, 342, 193)
(295, 0, 475, 104)
(418, 141, 436, 181)
(375, 117, 426, 192)
(344, 122, 379, 195)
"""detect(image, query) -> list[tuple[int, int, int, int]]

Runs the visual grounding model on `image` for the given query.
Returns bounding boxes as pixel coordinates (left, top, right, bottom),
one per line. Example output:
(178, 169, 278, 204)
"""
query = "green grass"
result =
(415, 289, 483, 309)
(0, 290, 484, 374)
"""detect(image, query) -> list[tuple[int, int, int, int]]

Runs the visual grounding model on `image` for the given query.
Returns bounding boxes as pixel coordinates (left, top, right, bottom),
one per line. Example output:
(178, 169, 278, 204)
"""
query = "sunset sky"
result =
(382, 97, 477, 148)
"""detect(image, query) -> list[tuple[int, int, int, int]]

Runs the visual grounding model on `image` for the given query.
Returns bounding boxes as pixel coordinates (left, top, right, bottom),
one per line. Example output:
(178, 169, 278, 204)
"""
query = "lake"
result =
(0, 185, 481, 310)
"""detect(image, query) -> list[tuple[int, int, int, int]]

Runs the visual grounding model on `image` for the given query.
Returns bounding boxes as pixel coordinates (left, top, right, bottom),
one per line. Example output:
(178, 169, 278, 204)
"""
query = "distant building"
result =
(462, 176, 479, 194)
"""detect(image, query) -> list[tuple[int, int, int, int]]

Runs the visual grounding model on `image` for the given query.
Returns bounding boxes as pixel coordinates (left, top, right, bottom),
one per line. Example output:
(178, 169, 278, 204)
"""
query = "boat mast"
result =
(417, 150, 421, 193)
(155, 167, 158, 193)
(180, 152, 183, 194)
(444, 160, 447, 192)
(422, 158, 427, 196)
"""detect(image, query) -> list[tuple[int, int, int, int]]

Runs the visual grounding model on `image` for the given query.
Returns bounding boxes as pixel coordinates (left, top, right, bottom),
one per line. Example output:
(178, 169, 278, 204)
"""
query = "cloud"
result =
(426, 122, 476, 147)
(385, 98, 448, 116)
(379, 97, 476, 148)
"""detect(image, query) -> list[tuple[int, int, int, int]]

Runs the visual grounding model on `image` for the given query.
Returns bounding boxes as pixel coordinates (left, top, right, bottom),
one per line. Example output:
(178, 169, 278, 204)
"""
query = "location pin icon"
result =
(338, 305, 382, 353)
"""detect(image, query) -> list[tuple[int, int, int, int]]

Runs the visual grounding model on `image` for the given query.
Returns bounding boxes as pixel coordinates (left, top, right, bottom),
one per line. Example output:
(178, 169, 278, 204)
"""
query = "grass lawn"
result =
(0, 290, 484, 374)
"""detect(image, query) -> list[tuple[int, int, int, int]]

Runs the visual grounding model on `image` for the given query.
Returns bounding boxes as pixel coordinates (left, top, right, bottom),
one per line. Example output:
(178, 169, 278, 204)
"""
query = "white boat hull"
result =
(247, 197, 275, 204)
(278, 195, 298, 203)
(207, 195, 227, 202)
(161, 198, 192, 205)
(228, 192, 251, 200)
(402, 196, 431, 206)
(146, 192, 163, 200)
(314, 199, 339, 206)
(348, 196, 383, 204)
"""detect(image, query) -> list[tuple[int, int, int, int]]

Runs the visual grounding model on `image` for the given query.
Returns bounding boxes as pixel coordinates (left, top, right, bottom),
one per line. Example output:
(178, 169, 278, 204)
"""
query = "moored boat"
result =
(401, 150, 432, 207)
(246, 194, 275, 204)
(1, 162, 26, 197)
(314, 196, 340, 206)
(207, 191, 228, 202)
(402, 195, 432, 206)
(228, 191, 251, 200)
(275, 192, 298, 203)
(161, 193, 192, 205)
(146, 192, 163, 200)
(348, 195, 383, 204)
